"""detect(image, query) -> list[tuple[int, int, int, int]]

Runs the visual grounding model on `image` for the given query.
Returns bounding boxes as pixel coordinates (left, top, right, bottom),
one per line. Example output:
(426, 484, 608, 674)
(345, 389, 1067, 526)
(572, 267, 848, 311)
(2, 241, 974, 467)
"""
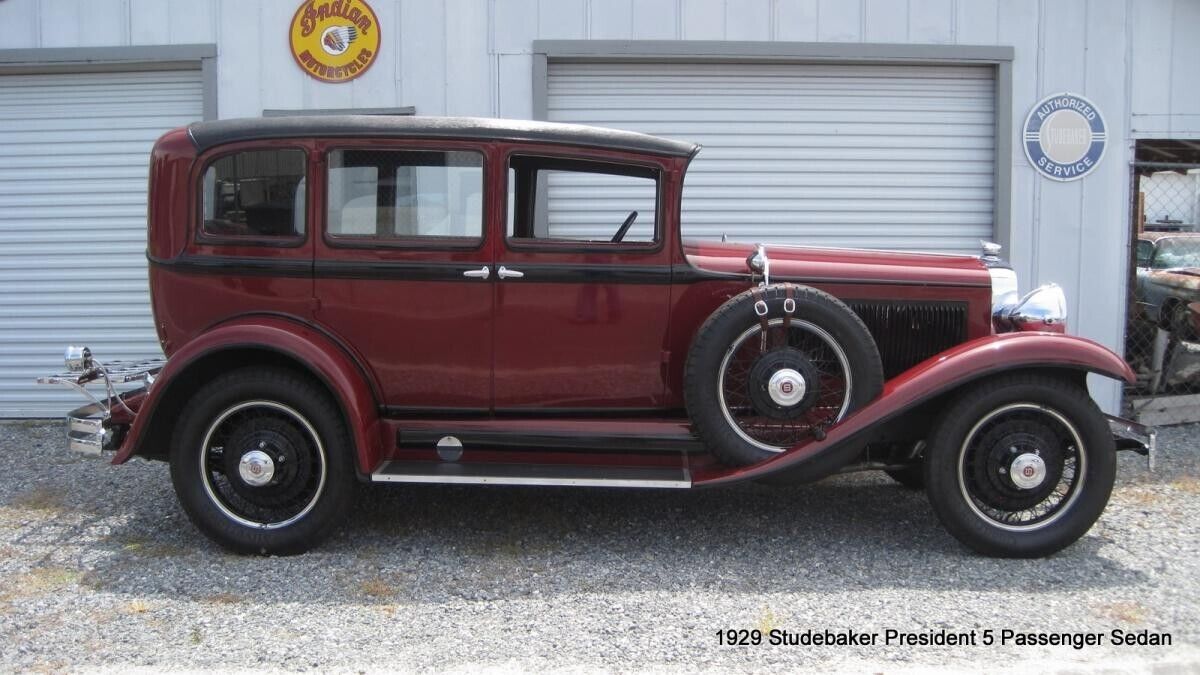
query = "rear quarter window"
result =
(200, 149, 307, 241)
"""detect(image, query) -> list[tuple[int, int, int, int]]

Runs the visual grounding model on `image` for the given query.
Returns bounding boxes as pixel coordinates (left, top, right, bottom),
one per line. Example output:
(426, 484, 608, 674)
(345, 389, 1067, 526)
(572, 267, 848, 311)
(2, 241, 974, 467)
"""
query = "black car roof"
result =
(187, 115, 699, 158)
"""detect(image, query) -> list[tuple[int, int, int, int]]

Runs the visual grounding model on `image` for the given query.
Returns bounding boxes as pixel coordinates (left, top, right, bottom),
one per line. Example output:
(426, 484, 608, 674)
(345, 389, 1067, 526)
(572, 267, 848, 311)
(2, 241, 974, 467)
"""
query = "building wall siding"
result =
(1, 0, 1198, 411)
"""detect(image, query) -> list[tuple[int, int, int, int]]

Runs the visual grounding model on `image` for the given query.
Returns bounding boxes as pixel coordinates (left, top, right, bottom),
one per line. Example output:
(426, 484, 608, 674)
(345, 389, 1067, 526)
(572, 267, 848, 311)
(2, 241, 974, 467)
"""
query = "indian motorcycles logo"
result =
(289, 0, 381, 83)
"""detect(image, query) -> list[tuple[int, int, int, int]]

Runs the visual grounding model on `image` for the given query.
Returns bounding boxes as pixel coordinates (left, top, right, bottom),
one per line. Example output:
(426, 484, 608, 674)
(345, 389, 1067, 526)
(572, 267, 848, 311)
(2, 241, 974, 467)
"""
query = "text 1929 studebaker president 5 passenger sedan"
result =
(41, 116, 1153, 558)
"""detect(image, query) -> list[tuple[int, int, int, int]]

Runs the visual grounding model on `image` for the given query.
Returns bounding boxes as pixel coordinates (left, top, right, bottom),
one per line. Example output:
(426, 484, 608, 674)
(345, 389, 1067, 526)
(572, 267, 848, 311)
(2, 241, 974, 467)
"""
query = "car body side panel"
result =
(691, 331, 1135, 486)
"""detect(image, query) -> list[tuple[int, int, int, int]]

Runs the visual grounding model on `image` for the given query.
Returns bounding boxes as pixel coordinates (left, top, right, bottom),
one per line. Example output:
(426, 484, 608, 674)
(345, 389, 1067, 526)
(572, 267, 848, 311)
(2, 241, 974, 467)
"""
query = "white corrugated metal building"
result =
(1, 0, 1197, 416)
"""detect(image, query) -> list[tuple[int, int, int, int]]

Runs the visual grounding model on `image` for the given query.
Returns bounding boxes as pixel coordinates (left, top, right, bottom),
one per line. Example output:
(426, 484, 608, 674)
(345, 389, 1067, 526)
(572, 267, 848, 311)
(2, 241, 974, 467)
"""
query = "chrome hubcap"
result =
(1008, 452, 1047, 490)
(767, 368, 807, 407)
(238, 449, 276, 487)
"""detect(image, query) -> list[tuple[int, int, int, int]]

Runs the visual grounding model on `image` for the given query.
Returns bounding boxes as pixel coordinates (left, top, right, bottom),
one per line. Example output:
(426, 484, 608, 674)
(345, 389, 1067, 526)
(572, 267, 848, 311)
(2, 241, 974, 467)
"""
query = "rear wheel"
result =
(922, 374, 1115, 558)
(170, 367, 356, 555)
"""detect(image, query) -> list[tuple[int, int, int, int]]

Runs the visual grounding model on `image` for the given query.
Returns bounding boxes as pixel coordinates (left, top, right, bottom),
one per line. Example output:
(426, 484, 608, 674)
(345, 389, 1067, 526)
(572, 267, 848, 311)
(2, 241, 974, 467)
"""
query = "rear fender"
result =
(114, 316, 385, 475)
(692, 332, 1134, 486)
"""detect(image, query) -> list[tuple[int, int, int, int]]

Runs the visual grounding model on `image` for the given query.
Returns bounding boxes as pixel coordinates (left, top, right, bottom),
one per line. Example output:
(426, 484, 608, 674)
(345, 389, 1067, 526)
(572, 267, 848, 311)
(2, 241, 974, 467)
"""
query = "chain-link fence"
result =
(1124, 150, 1200, 424)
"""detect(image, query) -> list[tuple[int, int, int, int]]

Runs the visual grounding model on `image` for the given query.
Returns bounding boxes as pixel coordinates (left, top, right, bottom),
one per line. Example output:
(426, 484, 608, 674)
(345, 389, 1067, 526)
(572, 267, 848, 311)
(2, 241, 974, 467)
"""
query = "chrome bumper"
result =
(65, 400, 110, 456)
(1107, 414, 1156, 471)
(38, 351, 164, 457)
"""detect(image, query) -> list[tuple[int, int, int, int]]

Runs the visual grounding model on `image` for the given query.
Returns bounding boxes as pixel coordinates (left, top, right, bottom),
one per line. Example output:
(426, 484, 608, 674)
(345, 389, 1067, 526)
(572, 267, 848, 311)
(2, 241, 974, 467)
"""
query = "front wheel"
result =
(170, 367, 356, 555)
(922, 374, 1115, 558)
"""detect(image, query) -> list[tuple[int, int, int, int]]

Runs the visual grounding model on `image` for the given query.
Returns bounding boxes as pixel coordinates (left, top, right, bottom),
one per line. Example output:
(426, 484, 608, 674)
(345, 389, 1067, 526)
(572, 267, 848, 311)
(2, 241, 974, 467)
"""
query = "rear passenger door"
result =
(312, 141, 494, 413)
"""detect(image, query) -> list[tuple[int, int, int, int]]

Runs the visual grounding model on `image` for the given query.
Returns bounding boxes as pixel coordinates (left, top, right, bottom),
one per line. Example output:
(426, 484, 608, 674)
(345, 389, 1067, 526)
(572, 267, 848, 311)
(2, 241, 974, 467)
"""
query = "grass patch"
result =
(9, 486, 67, 513)
(0, 567, 81, 602)
(27, 567, 80, 588)
(1094, 601, 1147, 624)
(123, 599, 151, 615)
(360, 577, 397, 599)
(755, 606, 780, 634)
(119, 539, 189, 558)
(201, 592, 242, 605)
(1120, 488, 1163, 506)
(1171, 476, 1200, 495)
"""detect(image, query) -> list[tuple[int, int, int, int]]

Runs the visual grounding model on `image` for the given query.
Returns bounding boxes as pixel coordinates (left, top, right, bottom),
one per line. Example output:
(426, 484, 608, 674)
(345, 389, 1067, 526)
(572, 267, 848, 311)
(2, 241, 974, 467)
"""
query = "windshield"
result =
(1152, 238, 1200, 269)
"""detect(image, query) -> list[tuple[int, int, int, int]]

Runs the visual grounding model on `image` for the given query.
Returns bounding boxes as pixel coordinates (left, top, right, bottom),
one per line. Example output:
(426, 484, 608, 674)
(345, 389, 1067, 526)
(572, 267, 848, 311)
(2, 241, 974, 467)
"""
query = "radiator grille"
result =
(848, 301, 968, 379)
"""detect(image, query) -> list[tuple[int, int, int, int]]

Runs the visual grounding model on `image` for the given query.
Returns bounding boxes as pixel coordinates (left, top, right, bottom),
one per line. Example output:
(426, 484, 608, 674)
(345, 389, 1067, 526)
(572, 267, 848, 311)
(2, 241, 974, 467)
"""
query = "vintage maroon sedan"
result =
(41, 116, 1153, 558)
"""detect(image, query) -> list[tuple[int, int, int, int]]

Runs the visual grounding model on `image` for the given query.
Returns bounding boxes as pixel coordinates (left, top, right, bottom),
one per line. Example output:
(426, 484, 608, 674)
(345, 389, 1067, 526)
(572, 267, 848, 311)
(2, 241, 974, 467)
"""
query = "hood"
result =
(683, 238, 991, 287)
(1149, 267, 1200, 292)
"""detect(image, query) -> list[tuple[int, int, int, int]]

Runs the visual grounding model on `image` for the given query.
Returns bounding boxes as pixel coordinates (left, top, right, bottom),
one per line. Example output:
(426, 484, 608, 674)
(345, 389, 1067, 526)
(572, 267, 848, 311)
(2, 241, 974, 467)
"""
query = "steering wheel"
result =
(611, 211, 639, 243)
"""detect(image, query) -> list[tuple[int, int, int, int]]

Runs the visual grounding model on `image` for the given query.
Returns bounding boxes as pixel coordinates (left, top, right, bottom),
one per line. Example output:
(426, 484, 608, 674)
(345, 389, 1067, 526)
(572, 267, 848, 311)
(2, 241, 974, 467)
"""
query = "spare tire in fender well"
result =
(684, 283, 884, 468)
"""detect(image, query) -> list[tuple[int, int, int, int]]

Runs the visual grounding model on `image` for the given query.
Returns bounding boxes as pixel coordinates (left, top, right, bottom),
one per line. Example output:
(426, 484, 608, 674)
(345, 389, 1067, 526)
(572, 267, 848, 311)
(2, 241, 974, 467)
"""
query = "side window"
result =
(507, 156, 659, 246)
(1150, 237, 1200, 270)
(1136, 240, 1154, 268)
(326, 149, 484, 243)
(200, 149, 306, 240)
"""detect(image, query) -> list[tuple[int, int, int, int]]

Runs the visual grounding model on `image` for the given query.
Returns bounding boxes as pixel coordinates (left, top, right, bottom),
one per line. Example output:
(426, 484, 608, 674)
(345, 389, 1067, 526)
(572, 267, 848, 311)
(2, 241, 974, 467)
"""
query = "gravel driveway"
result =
(0, 420, 1197, 672)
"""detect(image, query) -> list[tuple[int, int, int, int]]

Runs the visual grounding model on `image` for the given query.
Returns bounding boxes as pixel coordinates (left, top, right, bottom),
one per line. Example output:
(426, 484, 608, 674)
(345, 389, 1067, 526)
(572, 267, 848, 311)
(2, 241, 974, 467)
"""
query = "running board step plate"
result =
(371, 460, 691, 488)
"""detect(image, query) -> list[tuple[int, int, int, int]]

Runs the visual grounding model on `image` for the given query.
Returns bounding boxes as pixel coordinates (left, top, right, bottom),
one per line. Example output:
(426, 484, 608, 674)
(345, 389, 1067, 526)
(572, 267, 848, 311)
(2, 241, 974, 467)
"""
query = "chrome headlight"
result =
(988, 267, 1020, 315)
(64, 345, 92, 372)
(1003, 284, 1068, 333)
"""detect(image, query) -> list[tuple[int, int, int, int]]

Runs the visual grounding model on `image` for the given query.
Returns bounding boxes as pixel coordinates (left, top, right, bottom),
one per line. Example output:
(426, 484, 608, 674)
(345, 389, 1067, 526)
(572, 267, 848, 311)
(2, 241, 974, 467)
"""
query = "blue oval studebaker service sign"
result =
(1023, 92, 1107, 182)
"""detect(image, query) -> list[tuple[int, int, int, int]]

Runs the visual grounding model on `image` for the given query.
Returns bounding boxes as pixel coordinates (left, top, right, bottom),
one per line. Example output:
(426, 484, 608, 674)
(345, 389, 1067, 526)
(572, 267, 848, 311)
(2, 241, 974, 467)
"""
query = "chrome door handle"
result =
(462, 266, 490, 279)
(497, 266, 524, 279)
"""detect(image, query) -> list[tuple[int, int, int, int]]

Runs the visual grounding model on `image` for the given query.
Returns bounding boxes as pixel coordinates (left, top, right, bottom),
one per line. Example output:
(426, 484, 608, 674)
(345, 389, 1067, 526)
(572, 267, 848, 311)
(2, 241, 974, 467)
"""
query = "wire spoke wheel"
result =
(686, 284, 882, 469)
(717, 318, 853, 452)
(923, 375, 1116, 558)
(199, 400, 328, 530)
(957, 403, 1085, 532)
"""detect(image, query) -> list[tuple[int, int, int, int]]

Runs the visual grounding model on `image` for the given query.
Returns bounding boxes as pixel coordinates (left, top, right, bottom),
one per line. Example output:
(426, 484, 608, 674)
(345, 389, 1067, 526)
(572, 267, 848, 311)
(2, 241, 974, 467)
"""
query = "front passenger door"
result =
(491, 150, 674, 412)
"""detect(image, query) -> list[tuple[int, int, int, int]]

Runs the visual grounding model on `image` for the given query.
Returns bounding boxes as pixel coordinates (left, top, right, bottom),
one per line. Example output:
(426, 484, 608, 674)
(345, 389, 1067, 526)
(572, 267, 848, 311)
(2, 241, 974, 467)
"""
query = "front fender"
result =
(113, 316, 386, 474)
(693, 331, 1134, 487)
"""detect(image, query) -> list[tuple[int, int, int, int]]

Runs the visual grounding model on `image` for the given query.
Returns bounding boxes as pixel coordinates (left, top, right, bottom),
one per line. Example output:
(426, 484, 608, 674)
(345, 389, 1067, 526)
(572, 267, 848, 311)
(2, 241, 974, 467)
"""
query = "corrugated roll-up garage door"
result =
(0, 69, 203, 417)
(546, 61, 995, 252)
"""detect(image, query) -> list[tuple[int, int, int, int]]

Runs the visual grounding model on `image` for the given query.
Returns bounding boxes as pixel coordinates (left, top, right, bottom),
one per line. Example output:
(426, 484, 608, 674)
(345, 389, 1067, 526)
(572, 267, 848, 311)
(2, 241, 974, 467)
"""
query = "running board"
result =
(371, 460, 692, 488)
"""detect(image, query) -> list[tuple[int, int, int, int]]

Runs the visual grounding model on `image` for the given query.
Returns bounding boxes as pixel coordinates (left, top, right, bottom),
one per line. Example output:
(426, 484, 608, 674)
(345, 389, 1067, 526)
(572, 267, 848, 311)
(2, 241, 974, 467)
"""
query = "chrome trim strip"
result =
(371, 461, 691, 488)
(371, 474, 691, 488)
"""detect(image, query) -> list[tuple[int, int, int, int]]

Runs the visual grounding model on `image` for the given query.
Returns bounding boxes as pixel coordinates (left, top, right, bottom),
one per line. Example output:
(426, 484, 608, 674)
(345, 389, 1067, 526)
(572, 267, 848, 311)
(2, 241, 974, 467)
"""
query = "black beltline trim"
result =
(150, 253, 989, 288)
(315, 260, 478, 281)
(148, 253, 312, 277)
(382, 406, 491, 418)
(499, 263, 672, 284)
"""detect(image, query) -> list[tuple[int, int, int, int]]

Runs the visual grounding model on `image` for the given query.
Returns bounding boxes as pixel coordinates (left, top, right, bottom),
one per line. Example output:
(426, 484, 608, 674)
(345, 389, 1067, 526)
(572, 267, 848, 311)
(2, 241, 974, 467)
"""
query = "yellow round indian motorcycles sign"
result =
(289, 0, 380, 83)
